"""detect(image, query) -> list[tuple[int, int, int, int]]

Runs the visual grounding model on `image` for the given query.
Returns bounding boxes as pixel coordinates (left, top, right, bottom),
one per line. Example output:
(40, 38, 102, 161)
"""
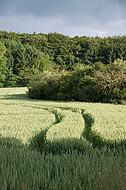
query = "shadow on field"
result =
(1, 93, 73, 104)
(29, 129, 93, 155)
(82, 110, 126, 151)
(27, 108, 126, 155)
(0, 128, 125, 156)
(0, 136, 25, 149)
(1, 93, 30, 101)
(28, 128, 126, 156)
(0, 97, 125, 154)
(0, 133, 93, 155)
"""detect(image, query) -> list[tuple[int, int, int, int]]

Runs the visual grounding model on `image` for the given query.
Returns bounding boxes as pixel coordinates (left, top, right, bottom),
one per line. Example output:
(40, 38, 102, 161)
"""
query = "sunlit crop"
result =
(0, 87, 126, 189)
(0, 87, 126, 145)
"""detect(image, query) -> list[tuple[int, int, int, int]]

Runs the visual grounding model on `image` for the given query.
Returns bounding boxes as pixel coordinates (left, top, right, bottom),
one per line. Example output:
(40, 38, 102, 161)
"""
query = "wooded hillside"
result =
(0, 31, 126, 87)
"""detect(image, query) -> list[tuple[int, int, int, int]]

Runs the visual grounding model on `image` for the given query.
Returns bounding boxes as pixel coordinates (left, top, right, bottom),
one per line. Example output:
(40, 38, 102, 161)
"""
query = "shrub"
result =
(95, 60, 126, 103)
(28, 71, 62, 100)
(27, 60, 126, 104)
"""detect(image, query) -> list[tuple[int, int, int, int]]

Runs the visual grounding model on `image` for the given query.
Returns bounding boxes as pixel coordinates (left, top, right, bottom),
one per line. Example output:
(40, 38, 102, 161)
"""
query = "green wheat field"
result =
(0, 87, 126, 190)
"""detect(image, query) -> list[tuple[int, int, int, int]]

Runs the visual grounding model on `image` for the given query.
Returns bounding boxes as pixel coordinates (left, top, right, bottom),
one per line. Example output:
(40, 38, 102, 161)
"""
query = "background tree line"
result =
(0, 30, 126, 88)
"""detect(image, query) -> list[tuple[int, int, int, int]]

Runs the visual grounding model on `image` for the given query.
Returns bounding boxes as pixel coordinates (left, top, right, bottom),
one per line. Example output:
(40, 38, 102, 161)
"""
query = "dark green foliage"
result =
(27, 71, 62, 99)
(0, 35, 53, 87)
(1, 31, 126, 88)
(0, 41, 8, 87)
(95, 60, 126, 104)
(27, 60, 126, 104)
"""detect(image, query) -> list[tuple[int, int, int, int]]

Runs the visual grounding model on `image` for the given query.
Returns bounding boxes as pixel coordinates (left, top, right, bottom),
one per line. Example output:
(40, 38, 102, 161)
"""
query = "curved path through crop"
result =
(0, 87, 126, 150)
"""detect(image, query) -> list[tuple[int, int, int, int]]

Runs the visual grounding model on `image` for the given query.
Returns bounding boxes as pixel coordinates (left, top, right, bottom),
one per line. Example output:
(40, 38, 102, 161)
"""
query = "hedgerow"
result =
(27, 59, 126, 104)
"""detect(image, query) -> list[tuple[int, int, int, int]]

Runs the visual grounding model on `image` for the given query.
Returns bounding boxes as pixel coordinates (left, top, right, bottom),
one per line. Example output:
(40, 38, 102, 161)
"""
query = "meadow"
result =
(0, 87, 126, 190)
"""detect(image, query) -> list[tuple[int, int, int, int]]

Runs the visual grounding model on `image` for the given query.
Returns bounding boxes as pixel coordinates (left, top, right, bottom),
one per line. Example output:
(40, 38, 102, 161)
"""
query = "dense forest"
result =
(0, 31, 125, 103)
(0, 30, 126, 88)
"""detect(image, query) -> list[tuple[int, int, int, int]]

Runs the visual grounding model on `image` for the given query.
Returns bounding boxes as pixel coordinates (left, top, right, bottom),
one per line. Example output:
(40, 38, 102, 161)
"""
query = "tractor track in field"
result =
(0, 98, 126, 152)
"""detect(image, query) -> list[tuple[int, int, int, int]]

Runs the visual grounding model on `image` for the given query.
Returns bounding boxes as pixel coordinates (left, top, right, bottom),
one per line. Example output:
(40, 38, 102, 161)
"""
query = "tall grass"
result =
(0, 87, 126, 189)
